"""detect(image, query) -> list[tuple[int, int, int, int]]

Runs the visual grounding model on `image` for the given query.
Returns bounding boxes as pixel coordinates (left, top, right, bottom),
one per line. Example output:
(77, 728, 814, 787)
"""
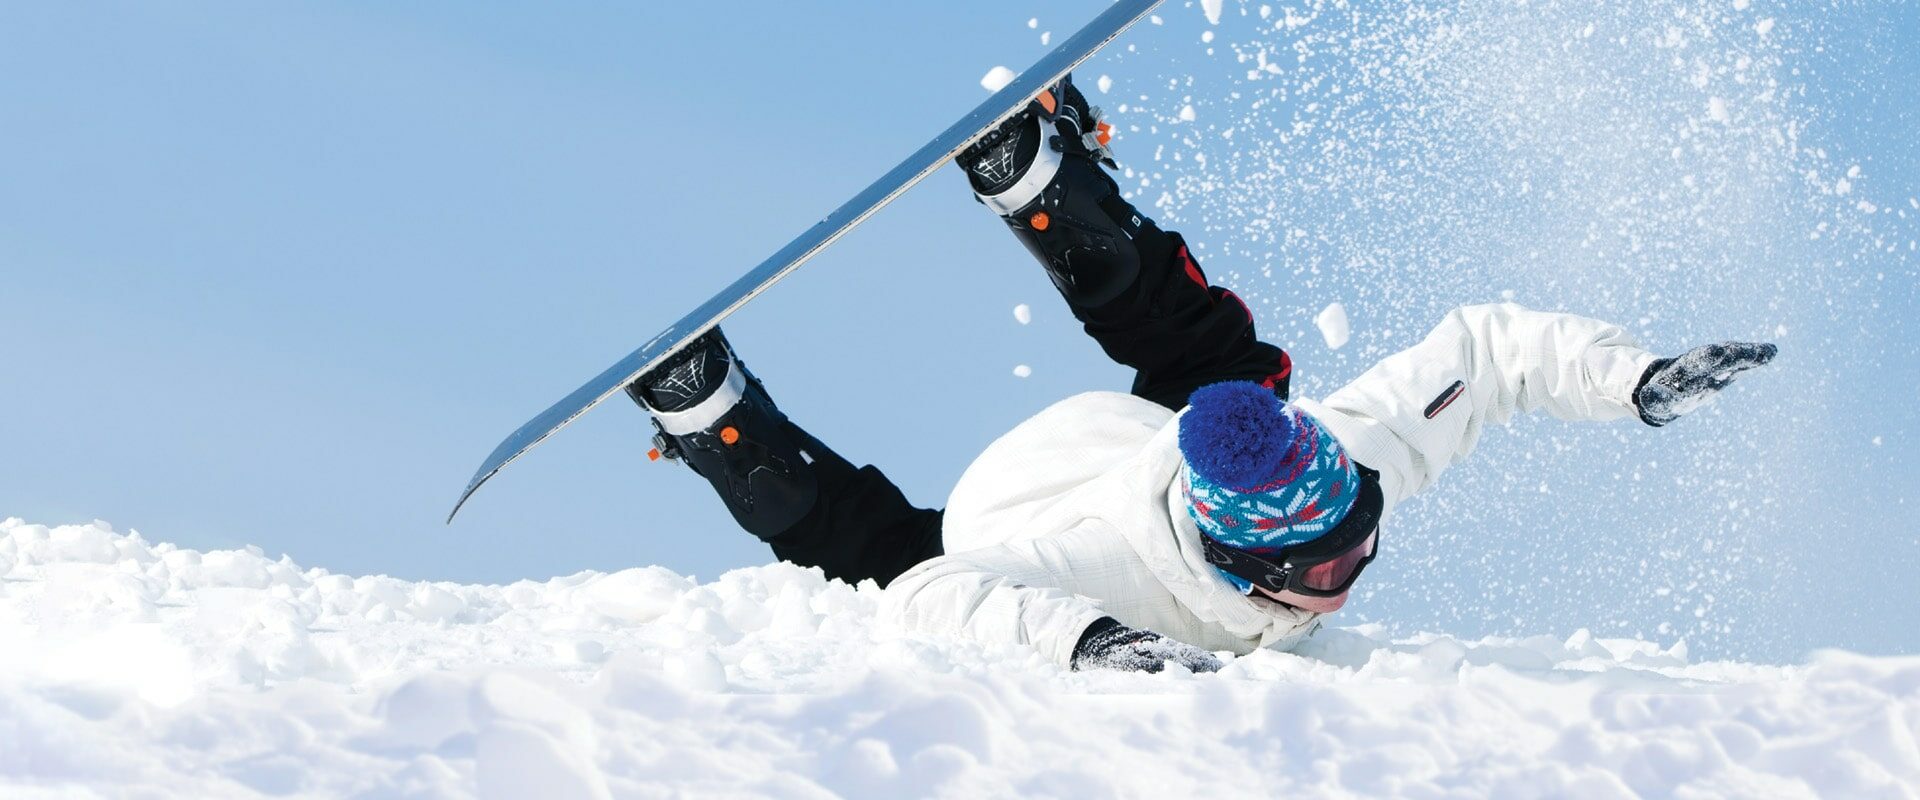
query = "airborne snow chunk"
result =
(1315, 302, 1351, 349)
(1708, 96, 1730, 123)
(981, 66, 1017, 92)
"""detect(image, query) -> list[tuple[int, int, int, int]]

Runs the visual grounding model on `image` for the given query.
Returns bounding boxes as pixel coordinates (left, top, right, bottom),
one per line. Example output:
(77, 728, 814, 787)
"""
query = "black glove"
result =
(1634, 341, 1778, 427)
(1070, 617, 1224, 674)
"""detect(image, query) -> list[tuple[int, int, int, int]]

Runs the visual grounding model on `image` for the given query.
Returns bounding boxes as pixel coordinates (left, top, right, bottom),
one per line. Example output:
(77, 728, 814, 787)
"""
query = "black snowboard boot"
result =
(625, 327, 820, 540)
(957, 73, 1151, 309)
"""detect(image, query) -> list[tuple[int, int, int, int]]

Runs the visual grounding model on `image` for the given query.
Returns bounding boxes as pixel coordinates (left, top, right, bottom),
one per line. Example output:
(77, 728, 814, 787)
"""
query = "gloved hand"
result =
(1070, 617, 1223, 674)
(1634, 341, 1778, 427)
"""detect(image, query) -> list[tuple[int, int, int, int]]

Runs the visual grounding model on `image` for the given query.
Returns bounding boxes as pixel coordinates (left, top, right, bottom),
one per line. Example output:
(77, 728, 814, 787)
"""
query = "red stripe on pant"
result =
(1262, 351, 1293, 390)
(1178, 245, 1207, 288)
(1179, 245, 1254, 323)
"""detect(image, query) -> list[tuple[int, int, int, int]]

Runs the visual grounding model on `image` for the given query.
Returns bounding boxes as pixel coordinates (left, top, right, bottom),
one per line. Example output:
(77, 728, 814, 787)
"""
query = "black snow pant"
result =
(768, 213, 1291, 587)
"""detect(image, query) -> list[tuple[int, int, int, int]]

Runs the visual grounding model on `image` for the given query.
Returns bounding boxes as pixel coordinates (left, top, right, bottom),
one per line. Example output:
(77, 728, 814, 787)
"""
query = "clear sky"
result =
(4, 0, 1914, 662)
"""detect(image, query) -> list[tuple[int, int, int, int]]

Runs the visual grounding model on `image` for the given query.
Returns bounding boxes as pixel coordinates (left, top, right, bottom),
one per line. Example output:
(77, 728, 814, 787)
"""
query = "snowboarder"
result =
(624, 75, 1777, 673)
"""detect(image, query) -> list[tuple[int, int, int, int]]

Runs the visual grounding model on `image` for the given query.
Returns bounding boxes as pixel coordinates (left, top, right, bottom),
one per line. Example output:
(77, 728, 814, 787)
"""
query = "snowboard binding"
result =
(625, 328, 820, 540)
(959, 73, 1147, 309)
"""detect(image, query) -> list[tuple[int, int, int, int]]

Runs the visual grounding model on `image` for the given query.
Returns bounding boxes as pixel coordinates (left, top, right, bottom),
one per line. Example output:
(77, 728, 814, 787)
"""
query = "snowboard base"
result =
(450, 0, 1163, 521)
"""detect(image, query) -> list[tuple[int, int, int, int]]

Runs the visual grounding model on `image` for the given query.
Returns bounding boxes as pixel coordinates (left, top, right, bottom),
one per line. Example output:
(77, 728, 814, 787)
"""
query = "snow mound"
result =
(3, 518, 1916, 797)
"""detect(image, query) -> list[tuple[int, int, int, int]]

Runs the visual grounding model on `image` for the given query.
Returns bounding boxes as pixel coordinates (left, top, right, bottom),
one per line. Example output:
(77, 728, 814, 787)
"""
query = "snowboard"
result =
(450, 0, 1164, 521)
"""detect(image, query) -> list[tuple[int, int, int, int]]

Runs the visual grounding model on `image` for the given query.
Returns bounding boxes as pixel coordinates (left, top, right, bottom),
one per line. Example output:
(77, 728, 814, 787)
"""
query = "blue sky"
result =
(4, 1, 1914, 661)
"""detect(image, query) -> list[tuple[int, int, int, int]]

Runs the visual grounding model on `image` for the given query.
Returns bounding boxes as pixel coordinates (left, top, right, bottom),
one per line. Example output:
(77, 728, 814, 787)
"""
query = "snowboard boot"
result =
(625, 327, 820, 541)
(958, 73, 1152, 309)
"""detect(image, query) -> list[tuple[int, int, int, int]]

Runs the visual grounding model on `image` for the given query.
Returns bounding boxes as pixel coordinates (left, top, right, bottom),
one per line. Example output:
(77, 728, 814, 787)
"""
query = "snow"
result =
(1012, 303, 1031, 325)
(7, 517, 1912, 790)
(1012, 364, 1032, 378)
(1108, 0, 1920, 659)
(3, 0, 1912, 790)
(9, 518, 1912, 796)
(1315, 301, 1351, 349)
(1201, 0, 1225, 26)
(979, 66, 1016, 93)
(1096, 74, 1114, 93)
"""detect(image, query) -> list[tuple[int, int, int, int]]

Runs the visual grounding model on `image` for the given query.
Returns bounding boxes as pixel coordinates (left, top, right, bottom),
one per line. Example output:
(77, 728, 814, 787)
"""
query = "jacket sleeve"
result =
(1314, 303, 1658, 505)
(880, 520, 1146, 667)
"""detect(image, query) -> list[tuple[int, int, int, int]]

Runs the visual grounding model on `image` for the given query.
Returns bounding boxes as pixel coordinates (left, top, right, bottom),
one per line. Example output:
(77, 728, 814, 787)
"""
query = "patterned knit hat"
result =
(1178, 381, 1362, 591)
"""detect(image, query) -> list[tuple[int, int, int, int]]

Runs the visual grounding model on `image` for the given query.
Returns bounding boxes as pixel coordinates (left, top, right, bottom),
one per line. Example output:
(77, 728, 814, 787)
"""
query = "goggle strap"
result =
(1203, 464, 1384, 596)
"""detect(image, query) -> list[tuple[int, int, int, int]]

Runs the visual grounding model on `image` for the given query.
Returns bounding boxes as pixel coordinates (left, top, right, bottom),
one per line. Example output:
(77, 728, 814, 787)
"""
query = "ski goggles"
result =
(1200, 465, 1384, 598)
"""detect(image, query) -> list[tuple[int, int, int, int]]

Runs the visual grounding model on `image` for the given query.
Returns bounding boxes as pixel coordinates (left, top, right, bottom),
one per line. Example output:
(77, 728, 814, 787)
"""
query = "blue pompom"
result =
(1178, 381, 1299, 489)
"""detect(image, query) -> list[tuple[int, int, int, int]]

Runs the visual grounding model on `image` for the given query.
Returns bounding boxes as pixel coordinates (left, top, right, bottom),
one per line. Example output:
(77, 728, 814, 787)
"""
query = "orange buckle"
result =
(647, 448, 662, 461)
(1037, 89, 1057, 115)
(1029, 211, 1051, 231)
(1096, 121, 1113, 146)
(719, 426, 740, 446)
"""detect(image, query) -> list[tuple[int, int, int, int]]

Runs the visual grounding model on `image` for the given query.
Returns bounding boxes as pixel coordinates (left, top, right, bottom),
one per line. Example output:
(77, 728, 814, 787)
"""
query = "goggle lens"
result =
(1298, 531, 1377, 592)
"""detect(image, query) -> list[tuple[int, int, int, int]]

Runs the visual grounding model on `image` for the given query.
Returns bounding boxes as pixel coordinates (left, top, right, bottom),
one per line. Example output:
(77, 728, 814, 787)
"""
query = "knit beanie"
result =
(1177, 381, 1362, 592)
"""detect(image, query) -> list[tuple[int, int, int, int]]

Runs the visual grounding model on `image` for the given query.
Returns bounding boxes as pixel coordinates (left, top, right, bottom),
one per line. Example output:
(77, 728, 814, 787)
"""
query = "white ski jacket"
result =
(881, 304, 1659, 666)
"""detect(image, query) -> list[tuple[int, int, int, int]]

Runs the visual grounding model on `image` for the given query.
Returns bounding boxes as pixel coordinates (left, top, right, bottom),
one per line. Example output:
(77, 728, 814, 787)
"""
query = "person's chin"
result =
(1277, 590, 1349, 614)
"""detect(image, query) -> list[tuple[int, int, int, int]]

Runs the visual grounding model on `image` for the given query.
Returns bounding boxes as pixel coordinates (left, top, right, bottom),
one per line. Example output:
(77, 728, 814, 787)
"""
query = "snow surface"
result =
(4, 518, 1917, 798)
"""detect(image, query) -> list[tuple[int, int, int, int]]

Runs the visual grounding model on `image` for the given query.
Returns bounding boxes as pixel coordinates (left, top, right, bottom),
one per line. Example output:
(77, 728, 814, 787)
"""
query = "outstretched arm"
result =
(1310, 303, 1774, 504)
(1634, 342, 1777, 426)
